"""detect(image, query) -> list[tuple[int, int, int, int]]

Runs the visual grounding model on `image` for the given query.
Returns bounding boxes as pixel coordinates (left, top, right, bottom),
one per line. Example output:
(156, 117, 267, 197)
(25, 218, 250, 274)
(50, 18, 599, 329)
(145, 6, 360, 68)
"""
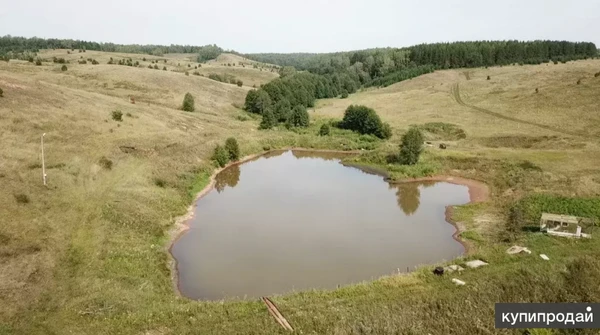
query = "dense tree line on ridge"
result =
(242, 40, 597, 124)
(245, 40, 597, 88)
(0, 35, 223, 60)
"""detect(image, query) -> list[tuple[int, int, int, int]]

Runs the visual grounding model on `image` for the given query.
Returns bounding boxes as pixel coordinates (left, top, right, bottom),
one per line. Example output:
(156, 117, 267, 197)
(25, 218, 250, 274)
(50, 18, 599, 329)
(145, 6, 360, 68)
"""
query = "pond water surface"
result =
(171, 150, 470, 300)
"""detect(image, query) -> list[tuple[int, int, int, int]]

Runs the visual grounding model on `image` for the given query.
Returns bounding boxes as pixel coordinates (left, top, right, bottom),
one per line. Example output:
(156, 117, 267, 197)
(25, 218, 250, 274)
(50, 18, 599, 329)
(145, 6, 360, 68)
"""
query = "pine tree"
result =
(286, 105, 310, 128)
(259, 108, 277, 129)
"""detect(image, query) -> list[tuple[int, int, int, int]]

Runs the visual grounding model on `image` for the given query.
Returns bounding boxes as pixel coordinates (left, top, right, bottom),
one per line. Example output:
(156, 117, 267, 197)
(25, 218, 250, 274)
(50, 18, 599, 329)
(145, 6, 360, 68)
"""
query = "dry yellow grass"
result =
(315, 59, 600, 195)
(1, 53, 600, 334)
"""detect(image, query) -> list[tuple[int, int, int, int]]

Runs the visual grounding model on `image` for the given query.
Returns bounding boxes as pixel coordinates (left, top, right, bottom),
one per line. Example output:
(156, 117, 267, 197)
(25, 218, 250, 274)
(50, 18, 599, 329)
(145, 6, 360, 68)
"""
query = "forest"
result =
(0, 35, 223, 60)
(242, 40, 597, 114)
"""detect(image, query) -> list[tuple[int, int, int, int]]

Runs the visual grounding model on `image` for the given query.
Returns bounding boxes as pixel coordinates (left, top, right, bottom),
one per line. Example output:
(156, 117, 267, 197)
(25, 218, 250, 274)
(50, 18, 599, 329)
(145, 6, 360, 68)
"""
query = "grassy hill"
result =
(1, 48, 600, 334)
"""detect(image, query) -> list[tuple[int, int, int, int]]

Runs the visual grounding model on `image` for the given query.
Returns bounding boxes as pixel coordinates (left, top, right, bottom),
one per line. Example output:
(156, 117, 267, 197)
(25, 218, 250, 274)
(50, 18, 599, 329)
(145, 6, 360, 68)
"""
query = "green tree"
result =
(212, 145, 229, 167)
(286, 105, 310, 128)
(340, 89, 349, 98)
(244, 89, 271, 114)
(182, 93, 195, 112)
(278, 66, 296, 78)
(259, 108, 277, 129)
(339, 105, 390, 139)
(319, 123, 330, 136)
(399, 127, 424, 165)
(273, 99, 291, 122)
(224, 137, 240, 161)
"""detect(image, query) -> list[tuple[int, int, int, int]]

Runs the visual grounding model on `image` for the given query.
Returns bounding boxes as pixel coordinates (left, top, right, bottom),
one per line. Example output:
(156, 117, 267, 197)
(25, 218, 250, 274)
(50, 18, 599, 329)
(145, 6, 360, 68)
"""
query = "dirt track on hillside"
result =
(450, 83, 586, 138)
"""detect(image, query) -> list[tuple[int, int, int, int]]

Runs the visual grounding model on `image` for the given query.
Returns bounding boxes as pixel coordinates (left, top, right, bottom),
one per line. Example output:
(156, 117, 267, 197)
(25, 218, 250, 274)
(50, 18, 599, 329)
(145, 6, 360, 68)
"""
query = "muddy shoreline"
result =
(166, 150, 490, 299)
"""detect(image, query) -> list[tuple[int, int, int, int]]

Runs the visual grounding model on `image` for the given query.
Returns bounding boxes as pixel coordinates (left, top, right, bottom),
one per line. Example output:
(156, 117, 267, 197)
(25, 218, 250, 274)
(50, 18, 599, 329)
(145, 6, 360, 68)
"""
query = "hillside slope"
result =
(1, 53, 600, 334)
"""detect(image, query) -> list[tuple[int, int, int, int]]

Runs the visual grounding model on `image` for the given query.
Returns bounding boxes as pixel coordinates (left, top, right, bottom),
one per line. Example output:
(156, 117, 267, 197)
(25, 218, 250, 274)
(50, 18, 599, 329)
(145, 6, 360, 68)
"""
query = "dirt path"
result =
(450, 83, 586, 138)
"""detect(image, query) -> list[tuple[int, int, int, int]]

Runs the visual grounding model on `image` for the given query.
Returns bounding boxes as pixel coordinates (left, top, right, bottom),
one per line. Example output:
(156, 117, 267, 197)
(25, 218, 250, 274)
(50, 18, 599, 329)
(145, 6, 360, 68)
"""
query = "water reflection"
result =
(390, 181, 438, 216)
(214, 164, 240, 193)
(291, 150, 352, 161)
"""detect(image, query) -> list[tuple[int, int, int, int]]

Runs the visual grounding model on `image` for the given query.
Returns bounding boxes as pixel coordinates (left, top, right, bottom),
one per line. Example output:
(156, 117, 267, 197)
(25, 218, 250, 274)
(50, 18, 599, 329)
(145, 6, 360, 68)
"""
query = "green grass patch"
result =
(459, 230, 484, 242)
(413, 122, 467, 140)
(186, 170, 212, 200)
(515, 194, 600, 224)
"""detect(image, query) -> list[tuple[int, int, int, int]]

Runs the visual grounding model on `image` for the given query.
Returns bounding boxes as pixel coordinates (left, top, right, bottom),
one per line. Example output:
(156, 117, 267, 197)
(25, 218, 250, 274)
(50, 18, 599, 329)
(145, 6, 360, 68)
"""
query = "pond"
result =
(171, 150, 471, 300)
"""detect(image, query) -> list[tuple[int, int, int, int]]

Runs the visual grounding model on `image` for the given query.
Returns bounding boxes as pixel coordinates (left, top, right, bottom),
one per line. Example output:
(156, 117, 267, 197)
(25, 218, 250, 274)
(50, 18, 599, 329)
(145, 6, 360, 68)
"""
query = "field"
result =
(1, 50, 600, 334)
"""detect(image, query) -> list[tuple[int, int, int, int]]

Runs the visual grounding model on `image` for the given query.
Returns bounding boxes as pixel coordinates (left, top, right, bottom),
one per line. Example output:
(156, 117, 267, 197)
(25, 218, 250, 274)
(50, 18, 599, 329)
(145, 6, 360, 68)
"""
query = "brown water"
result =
(171, 150, 470, 300)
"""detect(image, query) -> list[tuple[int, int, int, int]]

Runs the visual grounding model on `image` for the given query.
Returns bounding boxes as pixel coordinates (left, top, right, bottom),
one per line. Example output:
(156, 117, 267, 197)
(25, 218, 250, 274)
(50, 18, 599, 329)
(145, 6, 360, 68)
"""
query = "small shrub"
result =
(212, 145, 230, 167)
(0, 88, 3, 97)
(143, 57, 147, 61)
(594, 72, 600, 78)
(487, 75, 490, 80)
(78, 60, 87, 64)
(236, 80, 243, 87)
(504, 206, 524, 242)
(398, 128, 424, 165)
(28, 56, 34, 62)
(319, 123, 331, 136)
(224, 137, 240, 161)
(98, 156, 113, 170)
(147, 65, 152, 69)
(163, 66, 167, 71)
(125, 112, 133, 117)
(111, 110, 123, 121)
(577, 79, 581, 85)
(340, 90, 349, 98)
(187, 64, 191, 68)
(182, 93, 195, 112)
(153, 64, 159, 70)
(535, 88, 539, 93)
(14, 193, 30, 204)
(154, 178, 166, 188)
(185, 71, 189, 76)
(61, 65, 67, 71)
(35, 59, 42, 66)
(553, 60, 558, 64)
(164, 60, 167, 63)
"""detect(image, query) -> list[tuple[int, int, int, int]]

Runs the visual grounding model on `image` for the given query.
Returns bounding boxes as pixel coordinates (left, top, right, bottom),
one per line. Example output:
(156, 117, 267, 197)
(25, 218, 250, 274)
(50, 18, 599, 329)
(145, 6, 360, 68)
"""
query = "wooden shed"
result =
(540, 213, 592, 238)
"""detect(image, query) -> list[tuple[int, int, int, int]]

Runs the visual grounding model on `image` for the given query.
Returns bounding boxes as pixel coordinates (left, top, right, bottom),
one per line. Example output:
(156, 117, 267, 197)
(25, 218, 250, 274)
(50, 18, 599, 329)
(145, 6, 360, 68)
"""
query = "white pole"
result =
(41, 133, 47, 186)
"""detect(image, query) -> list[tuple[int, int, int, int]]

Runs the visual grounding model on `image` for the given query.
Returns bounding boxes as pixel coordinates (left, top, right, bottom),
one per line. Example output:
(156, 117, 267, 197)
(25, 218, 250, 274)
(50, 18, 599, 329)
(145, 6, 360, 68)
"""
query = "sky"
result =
(1, 0, 599, 53)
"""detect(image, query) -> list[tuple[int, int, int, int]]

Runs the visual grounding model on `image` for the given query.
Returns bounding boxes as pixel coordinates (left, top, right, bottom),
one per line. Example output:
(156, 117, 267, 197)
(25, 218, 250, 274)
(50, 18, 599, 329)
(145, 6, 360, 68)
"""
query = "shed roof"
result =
(540, 213, 581, 224)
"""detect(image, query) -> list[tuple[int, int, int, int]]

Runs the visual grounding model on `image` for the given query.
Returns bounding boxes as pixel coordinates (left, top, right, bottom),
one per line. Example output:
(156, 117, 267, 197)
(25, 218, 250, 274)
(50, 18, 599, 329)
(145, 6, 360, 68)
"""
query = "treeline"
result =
(0, 35, 224, 59)
(245, 40, 598, 89)
(248, 71, 359, 113)
(409, 41, 597, 68)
